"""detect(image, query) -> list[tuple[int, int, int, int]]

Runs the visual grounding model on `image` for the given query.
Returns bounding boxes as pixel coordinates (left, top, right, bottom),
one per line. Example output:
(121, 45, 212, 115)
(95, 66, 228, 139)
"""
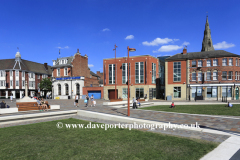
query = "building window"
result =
(152, 88, 156, 98)
(174, 87, 181, 98)
(173, 62, 181, 82)
(236, 59, 238, 66)
(135, 88, 144, 98)
(16, 71, 19, 77)
(65, 84, 69, 95)
(222, 86, 232, 97)
(207, 60, 211, 67)
(109, 64, 115, 84)
(235, 71, 238, 80)
(57, 68, 60, 77)
(228, 71, 233, 80)
(213, 59, 218, 66)
(198, 60, 202, 67)
(135, 62, 144, 83)
(10, 80, 13, 87)
(198, 72, 202, 81)
(0, 71, 4, 77)
(207, 87, 217, 98)
(22, 71, 25, 78)
(76, 84, 80, 95)
(38, 75, 40, 79)
(207, 72, 211, 81)
(229, 58, 233, 66)
(10, 71, 13, 77)
(222, 58, 227, 66)
(213, 71, 218, 80)
(192, 61, 196, 67)
(122, 63, 130, 84)
(62, 60, 64, 64)
(192, 87, 196, 98)
(222, 71, 227, 80)
(152, 63, 156, 83)
(16, 80, 19, 86)
(22, 81, 25, 87)
(122, 88, 129, 98)
(192, 72, 196, 81)
(58, 84, 61, 95)
(64, 68, 68, 76)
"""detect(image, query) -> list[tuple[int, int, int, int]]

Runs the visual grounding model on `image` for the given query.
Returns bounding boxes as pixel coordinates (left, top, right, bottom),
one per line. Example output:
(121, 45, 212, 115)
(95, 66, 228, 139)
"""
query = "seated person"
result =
(37, 98, 43, 111)
(0, 101, 6, 108)
(41, 98, 48, 111)
(170, 102, 175, 108)
(226, 102, 233, 107)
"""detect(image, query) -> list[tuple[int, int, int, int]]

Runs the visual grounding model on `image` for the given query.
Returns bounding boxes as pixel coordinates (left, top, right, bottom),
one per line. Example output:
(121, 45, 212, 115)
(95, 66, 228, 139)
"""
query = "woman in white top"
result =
(10, 94, 13, 102)
(75, 94, 79, 107)
(90, 95, 94, 107)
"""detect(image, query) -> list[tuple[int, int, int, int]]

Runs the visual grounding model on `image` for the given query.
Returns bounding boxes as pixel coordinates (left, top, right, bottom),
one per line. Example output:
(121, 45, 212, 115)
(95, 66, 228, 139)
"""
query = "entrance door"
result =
(108, 89, 118, 99)
(236, 88, 239, 100)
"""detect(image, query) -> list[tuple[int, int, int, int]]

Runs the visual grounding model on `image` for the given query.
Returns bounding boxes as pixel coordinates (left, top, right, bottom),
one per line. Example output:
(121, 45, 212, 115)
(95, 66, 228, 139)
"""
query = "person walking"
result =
(132, 97, 137, 109)
(85, 95, 89, 107)
(10, 94, 13, 102)
(90, 94, 95, 107)
(75, 94, 79, 107)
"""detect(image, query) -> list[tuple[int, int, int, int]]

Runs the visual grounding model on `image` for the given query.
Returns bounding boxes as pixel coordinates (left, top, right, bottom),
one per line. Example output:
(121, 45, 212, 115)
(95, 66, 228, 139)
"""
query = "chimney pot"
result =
(183, 48, 187, 54)
(44, 63, 48, 70)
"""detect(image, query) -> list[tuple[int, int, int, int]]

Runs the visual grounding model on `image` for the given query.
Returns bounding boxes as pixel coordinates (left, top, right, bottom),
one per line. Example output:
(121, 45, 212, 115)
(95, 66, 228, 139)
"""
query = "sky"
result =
(0, 0, 240, 73)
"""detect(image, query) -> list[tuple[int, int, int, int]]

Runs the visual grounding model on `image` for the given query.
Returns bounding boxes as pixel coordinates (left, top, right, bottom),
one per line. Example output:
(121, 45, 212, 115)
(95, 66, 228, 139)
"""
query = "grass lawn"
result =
(140, 104, 240, 116)
(0, 118, 218, 160)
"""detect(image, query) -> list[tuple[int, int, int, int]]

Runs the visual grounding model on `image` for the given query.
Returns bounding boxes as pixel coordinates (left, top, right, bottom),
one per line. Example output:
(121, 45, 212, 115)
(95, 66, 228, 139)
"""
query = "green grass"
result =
(140, 104, 240, 116)
(0, 118, 218, 160)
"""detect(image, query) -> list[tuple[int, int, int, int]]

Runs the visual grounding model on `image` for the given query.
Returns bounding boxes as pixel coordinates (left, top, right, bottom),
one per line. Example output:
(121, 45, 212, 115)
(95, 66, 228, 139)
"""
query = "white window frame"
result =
(22, 80, 25, 87)
(10, 80, 13, 87)
(64, 67, 68, 76)
(206, 72, 211, 81)
(228, 71, 233, 80)
(229, 58, 233, 66)
(16, 70, 19, 77)
(213, 71, 218, 80)
(222, 71, 227, 80)
(192, 61, 196, 67)
(213, 59, 218, 66)
(22, 71, 25, 78)
(235, 71, 238, 80)
(198, 60, 202, 67)
(207, 60, 211, 67)
(135, 62, 144, 84)
(198, 72, 202, 81)
(16, 80, 19, 86)
(57, 68, 60, 77)
(222, 58, 227, 66)
(152, 63, 156, 84)
(192, 72, 196, 81)
(109, 64, 115, 84)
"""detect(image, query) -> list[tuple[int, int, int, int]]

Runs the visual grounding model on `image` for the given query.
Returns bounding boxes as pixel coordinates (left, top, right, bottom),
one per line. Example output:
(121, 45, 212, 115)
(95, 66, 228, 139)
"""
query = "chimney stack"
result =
(183, 47, 187, 54)
(44, 63, 48, 70)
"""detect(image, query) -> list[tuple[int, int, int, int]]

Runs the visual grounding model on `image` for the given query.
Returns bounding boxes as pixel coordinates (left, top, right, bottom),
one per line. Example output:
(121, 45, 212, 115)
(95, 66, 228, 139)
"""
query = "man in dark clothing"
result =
(0, 101, 6, 108)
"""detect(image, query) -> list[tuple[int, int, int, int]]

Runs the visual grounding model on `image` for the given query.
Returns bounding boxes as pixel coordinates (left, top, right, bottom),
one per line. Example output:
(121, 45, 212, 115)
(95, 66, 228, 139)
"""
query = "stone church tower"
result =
(201, 16, 215, 52)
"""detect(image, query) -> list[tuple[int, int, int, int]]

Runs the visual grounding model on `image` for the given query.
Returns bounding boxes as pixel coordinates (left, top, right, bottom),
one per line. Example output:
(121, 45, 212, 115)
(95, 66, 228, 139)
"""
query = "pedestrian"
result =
(90, 94, 95, 107)
(10, 94, 13, 102)
(0, 101, 6, 108)
(75, 94, 79, 107)
(170, 102, 175, 108)
(85, 95, 89, 107)
(137, 97, 141, 107)
(132, 97, 137, 109)
(226, 102, 233, 107)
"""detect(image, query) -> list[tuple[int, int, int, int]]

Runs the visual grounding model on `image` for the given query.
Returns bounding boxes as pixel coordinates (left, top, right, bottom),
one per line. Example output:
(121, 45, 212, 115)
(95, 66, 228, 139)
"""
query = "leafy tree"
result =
(39, 78, 52, 98)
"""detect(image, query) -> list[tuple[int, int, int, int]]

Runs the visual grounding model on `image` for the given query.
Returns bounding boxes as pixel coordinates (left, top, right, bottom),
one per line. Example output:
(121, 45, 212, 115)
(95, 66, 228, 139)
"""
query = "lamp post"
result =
(127, 46, 136, 116)
(113, 44, 118, 99)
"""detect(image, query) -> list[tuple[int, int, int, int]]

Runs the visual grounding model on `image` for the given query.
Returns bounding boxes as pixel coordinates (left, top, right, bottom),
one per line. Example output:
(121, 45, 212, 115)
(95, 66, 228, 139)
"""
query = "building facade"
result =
(103, 55, 159, 100)
(51, 49, 101, 99)
(165, 17, 240, 101)
(0, 51, 51, 99)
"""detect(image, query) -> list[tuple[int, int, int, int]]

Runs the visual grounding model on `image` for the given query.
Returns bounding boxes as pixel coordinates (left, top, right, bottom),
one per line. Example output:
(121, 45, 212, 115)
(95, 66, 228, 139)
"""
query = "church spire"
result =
(201, 16, 214, 52)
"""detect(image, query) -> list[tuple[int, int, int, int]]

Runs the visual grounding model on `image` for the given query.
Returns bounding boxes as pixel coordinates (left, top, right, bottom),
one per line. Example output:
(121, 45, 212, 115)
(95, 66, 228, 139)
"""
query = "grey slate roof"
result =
(166, 50, 240, 61)
(90, 71, 99, 77)
(0, 59, 52, 75)
(52, 56, 74, 68)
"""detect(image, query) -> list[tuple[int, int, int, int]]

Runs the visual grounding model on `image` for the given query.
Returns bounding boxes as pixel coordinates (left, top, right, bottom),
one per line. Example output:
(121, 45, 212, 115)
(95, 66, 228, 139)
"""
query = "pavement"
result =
(1, 98, 240, 159)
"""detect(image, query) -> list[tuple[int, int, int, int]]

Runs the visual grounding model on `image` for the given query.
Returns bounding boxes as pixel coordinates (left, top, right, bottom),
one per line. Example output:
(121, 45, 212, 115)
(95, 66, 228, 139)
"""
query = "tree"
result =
(39, 78, 52, 98)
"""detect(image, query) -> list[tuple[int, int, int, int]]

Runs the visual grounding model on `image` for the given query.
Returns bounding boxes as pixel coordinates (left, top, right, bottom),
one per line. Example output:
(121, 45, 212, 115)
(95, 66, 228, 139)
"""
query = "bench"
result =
(16, 101, 50, 111)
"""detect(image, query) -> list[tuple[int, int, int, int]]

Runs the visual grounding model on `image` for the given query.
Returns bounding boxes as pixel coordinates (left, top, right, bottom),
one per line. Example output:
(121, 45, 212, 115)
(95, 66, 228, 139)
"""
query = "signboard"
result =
(56, 76, 81, 80)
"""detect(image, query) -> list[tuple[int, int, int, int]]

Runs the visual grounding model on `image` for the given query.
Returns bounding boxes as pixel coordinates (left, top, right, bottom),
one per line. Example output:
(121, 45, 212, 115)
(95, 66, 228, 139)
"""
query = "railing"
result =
(222, 96, 227, 102)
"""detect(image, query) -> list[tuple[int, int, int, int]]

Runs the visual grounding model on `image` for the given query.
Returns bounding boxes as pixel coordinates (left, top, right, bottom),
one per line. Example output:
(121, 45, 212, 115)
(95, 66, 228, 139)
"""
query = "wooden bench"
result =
(16, 101, 50, 111)
(110, 99, 123, 102)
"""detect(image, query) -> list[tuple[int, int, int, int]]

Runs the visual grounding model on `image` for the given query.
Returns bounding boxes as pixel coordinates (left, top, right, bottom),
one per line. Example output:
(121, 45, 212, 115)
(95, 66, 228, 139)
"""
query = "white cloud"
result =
(182, 41, 190, 46)
(142, 38, 178, 46)
(56, 46, 69, 49)
(125, 35, 134, 40)
(88, 64, 94, 68)
(153, 45, 183, 53)
(213, 41, 235, 49)
(102, 28, 110, 32)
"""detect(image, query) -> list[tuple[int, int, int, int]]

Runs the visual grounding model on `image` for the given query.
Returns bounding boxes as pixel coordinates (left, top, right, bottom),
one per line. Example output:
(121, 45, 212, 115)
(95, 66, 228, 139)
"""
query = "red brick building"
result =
(52, 49, 102, 99)
(103, 55, 158, 100)
(165, 17, 240, 101)
(0, 50, 51, 99)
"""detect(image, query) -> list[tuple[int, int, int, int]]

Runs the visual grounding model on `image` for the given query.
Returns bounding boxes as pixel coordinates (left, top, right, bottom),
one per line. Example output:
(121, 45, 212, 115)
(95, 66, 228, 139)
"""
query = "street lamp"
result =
(127, 46, 136, 116)
(113, 44, 118, 99)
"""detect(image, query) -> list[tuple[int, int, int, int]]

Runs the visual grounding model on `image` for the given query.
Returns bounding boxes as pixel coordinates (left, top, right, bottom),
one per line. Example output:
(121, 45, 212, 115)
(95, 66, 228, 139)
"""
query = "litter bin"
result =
(68, 96, 70, 99)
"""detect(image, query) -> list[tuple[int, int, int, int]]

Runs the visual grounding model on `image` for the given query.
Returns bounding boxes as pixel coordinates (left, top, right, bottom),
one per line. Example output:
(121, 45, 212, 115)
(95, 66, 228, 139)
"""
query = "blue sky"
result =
(0, 0, 239, 73)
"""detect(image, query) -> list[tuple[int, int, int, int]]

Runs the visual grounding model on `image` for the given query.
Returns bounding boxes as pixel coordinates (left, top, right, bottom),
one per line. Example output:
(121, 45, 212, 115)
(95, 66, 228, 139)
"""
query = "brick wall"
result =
(83, 86, 104, 99)
(72, 54, 90, 78)
(167, 60, 187, 85)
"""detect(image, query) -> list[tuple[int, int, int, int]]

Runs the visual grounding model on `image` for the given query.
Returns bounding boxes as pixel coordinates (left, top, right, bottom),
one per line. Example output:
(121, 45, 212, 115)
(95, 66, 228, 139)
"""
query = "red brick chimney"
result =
(183, 47, 187, 54)
(44, 63, 48, 70)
